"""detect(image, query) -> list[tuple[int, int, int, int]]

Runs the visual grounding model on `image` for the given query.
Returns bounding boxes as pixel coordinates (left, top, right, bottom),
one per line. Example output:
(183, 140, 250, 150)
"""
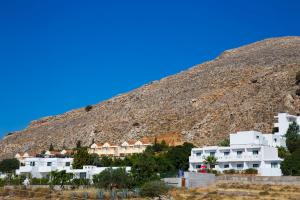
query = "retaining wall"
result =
(217, 175, 300, 185)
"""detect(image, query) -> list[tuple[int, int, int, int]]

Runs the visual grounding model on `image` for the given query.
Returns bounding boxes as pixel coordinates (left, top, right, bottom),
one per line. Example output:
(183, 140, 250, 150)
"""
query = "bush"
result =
(219, 138, 230, 147)
(85, 105, 93, 112)
(223, 169, 237, 174)
(277, 147, 291, 159)
(31, 178, 49, 185)
(140, 180, 169, 197)
(243, 168, 258, 174)
(72, 178, 90, 186)
(0, 179, 5, 187)
(296, 71, 300, 84)
(296, 88, 300, 96)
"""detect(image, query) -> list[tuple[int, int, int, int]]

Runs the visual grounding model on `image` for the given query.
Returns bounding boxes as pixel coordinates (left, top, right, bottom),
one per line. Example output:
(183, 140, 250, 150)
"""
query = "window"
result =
(210, 152, 216, 156)
(252, 150, 259, 155)
(274, 138, 277, 142)
(224, 164, 229, 168)
(256, 136, 259, 139)
(30, 162, 35, 167)
(237, 151, 243, 155)
(237, 164, 244, 169)
(271, 162, 278, 168)
(79, 172, 87, 179)
(210, 164, 215, 169)
(65, 162, 70, 167)
(196, 152, 202, 157)
(196, 165, 201, 169)
(47, 162, 52, 166)
(224, 152, 230, 156)
(253, 164, 259, 168)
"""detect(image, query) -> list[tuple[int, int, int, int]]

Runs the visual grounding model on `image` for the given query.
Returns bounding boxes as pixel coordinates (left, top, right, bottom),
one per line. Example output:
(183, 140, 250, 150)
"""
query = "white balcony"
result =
(189, 154, 262, 163)
(17, 166, 33, 173)
(38, 166, 54, 173)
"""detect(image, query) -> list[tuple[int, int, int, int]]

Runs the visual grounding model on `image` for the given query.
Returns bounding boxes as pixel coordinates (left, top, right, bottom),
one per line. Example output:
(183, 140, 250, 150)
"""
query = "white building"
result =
(16, 157, 131, 180)
(274, 113, 300, 136)
(16, 157, 73, 178)
(189, 131, 283, 176)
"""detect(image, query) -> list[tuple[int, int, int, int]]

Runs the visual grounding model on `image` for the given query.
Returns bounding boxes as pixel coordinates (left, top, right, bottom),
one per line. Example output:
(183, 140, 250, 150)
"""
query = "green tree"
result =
(72, 148, 91, 169)
(281, 149, 300, 176)
(204, 156, 217, 169)
(285, 122, 300, 153)
(277, 146, 291, 159)
(50, 170, 73, 188)
(0, 158, 20, 173)
(166, 142, 194, 170)
(219, 138, 230, 147)
(100, 156, 114, 167)
(93, 168, 133, 190)
(89, 153, 101, 167)
(49, 143, 54, 151)
(130, 154, 159, 186)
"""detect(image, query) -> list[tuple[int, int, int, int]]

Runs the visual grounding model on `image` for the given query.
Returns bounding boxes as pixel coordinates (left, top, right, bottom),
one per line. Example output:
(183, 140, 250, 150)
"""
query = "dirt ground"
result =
(0, 183, 300, 199)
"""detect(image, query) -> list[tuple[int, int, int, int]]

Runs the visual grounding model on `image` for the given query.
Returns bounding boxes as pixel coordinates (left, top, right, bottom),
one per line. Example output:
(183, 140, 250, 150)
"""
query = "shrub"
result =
(72, 178, 90, 186)
(243, 168, 258, 174)
(219, 138, 230, 147)
(223, 169, 237, 174)
(296, 71, 300, 84)
(296, 88, 300, 96)
(277, 147, 290, 159)
(0, 179, 5, 187)
(85, 105, 93, 112)
(140, 180, 169, 197)
(31, 178, 49, 185)
(285, 122, 300, 153)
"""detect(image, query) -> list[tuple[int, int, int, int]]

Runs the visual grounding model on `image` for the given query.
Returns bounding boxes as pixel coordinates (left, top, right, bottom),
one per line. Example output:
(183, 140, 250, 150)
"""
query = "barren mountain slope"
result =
(1, 36, 300, 159)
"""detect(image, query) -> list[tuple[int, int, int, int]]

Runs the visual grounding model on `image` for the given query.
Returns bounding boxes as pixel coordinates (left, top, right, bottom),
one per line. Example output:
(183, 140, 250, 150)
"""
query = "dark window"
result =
(237, 164, 244, 168)
(253, 150, 259, 155)
(65, 162, 70, 167)
(224, 164, 229, 168)
(224, 152, 230, 156)
(256, 136, 259, 139)
(47, 162, 52, 166)
(271, 162, 278, 168)
(274, 138, 277, 142)
(210, 164, 215, 169)
(30, 162, 35, 166)
(196, 165, 201, 169)
(210, 152, 216, 156)
(253, 164, 259, 168)
(79, 172, 86, 179)
(237, 151, 243, 155)
(196, 152, 202, 156)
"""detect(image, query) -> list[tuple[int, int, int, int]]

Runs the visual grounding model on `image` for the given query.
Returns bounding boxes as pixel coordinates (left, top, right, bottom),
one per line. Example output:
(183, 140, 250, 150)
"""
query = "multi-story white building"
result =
(274, 113, 300, 136)
(16, 157, 73, 178)
(189, 131, 283, 176)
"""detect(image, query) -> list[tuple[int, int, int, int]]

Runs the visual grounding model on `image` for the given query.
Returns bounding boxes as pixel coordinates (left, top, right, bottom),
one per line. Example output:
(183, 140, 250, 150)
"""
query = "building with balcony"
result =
(189, 131, 283, 176)
(88, 138, 152, 157)
(274, 113, 300, 136)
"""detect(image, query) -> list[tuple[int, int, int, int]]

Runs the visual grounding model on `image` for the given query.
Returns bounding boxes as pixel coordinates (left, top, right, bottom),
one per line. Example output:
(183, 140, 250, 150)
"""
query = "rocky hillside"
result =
(1, 36, 300, 159)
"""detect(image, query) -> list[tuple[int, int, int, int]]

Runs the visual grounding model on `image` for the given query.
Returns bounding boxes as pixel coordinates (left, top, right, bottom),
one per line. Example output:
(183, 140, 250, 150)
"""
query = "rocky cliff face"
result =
(1, 36, 300, 159)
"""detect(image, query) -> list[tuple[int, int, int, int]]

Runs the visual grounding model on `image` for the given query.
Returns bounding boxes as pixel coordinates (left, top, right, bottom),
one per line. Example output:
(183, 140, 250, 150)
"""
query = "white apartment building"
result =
(16, 157, 131, 180)
(16, 157, 73, 178)
(189, 131, 283, 176)
(274, 113, 300, 136)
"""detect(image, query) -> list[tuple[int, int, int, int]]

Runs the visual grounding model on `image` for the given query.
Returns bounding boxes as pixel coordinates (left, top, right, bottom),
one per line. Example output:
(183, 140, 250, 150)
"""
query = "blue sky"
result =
(0, 0, 300, 138)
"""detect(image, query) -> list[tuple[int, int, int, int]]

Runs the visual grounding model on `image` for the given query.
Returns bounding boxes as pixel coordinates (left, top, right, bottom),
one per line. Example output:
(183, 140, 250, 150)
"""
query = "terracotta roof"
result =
(128, 140, 136, 145)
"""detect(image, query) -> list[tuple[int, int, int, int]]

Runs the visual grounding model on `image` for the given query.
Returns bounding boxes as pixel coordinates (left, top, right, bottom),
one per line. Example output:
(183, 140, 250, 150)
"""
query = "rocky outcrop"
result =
(1, 36, 300, 159)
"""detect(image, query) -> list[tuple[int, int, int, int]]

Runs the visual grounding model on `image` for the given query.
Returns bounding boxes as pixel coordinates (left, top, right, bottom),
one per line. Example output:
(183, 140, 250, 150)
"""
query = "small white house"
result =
(189, 131, 283, 176)
(16, 157, 73, 178)
(274, 113, 300, 136)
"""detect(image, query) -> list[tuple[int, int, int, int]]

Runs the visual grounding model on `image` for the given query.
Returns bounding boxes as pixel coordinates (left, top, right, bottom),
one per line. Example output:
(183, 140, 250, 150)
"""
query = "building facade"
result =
(274, 113, 300, 136)
(189, 131, 283, 176)
(16, 157, 73, 178)
(88, 138, 152, 157)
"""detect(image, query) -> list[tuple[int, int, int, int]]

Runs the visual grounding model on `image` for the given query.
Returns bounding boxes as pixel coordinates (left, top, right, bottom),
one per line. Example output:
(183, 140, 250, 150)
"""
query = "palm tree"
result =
(204, 156, 217, 169)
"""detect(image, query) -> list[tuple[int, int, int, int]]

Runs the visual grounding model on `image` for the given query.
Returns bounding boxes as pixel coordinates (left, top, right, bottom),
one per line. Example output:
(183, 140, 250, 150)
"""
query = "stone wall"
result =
(217, 175, 300, 185)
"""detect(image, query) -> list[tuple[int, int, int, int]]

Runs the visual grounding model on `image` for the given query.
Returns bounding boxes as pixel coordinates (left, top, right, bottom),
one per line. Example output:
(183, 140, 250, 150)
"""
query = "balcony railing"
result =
(189, 154, 262, 162)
